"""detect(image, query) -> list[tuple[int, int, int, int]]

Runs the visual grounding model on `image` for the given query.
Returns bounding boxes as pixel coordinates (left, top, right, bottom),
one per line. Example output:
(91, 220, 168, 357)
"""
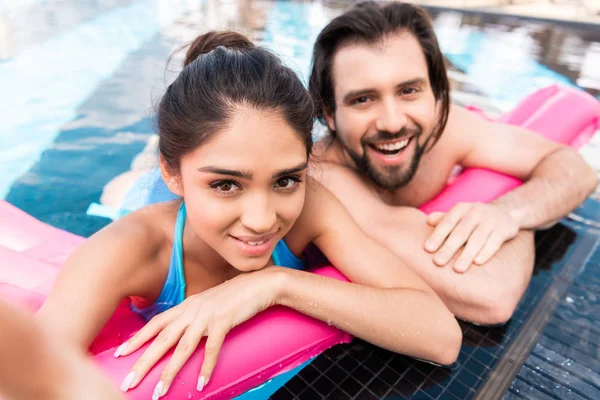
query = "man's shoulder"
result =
(436, 104, 484, 163)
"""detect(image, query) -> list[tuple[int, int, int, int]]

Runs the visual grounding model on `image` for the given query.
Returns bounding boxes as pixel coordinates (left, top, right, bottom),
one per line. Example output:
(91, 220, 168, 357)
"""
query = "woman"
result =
(0, 300, 122, 400)
(37, 31, 461, 399)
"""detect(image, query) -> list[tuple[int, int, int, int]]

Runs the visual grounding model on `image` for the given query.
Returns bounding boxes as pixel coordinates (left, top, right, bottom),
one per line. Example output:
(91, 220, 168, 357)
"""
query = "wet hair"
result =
(158, 31, 315, 173)
(309, 1, 449, 150)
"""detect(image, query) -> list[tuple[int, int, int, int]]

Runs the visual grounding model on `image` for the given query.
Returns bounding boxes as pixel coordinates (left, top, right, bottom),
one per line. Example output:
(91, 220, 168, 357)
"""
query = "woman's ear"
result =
(159, 155, 183, 196)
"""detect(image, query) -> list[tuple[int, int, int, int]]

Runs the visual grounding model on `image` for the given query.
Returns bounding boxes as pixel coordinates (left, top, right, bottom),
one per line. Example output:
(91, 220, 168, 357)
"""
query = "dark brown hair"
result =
(309, 1, 449, 150)
(158, 31, 315, 173)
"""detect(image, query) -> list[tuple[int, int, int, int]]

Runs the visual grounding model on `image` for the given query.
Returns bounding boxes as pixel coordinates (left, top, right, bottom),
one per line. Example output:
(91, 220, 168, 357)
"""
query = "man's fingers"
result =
(453, 225, 492, 273)
(425, 205, 470, 252)
(474, 233, 505, 265)
(198, 326, 228, 392)
(433, 215, 478, 266)
(426, 212, 445, 226)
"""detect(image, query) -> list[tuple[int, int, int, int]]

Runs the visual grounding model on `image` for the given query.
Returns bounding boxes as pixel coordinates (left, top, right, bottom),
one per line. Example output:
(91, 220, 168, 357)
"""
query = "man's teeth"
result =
(374, 139, 409, 152)
(246, 240, 265, 246)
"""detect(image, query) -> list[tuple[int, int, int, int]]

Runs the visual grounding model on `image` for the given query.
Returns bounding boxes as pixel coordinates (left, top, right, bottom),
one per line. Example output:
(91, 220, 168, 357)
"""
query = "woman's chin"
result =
(229, 255, 271, 273)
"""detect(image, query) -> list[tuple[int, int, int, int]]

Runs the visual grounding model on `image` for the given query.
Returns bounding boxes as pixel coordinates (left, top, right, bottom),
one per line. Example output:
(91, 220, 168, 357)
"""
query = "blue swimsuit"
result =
(131, 203, 305, 320)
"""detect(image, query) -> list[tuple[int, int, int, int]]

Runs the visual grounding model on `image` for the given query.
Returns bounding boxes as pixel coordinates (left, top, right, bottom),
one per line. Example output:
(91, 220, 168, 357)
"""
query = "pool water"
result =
(1, 0, 599, 236)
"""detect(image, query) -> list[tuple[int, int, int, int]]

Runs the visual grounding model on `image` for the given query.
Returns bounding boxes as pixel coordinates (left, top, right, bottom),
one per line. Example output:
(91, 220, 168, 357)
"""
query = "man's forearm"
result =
(370, 209, 535, 325)
(493, 147, 598, 230)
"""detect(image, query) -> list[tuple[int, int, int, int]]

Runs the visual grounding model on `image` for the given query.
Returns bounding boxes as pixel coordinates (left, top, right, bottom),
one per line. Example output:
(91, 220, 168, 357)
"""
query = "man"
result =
(308, 1, 598, 325)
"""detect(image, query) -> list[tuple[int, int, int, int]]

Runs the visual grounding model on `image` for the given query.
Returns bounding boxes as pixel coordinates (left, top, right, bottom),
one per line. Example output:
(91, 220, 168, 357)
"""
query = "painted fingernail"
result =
(152, 381, 165, 400)
(197, 376, 206, 392)
(114, 342, 128, 358)
(120, 371, 135, 392)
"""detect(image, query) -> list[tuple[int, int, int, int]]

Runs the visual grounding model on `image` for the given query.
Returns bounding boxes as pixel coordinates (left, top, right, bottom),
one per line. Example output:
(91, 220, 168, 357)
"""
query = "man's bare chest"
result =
(385, 155, 457, 208)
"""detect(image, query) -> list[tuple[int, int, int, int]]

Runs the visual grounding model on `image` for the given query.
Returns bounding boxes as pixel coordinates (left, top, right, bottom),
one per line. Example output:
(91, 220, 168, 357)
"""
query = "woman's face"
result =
(172, 108, 308, 272)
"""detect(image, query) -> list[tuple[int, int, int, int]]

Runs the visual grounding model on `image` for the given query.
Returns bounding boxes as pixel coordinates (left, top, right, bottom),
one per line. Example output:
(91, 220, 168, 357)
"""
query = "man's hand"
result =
(424, 202, 520, 273)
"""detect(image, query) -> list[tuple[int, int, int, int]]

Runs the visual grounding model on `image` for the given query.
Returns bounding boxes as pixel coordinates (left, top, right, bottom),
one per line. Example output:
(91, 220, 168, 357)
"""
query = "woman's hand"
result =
(115, 268, 284, 399)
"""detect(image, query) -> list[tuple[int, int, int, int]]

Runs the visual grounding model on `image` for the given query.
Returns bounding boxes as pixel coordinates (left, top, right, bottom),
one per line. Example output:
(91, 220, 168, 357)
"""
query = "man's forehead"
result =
(331, 32, 429, 93)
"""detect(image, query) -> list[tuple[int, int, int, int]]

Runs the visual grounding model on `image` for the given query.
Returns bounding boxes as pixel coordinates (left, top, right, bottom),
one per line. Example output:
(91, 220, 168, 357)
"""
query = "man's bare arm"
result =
(456, 105, 598, 229)
(376, 207, 534, 325)
(310, 162, 534, 325)
(492, 146, 597, 229)
(424, 106, 597, 272)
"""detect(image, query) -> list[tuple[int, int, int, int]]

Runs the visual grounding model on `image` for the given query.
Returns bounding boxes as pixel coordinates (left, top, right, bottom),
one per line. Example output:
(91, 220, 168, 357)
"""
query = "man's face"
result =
(327, 32, 438, 191)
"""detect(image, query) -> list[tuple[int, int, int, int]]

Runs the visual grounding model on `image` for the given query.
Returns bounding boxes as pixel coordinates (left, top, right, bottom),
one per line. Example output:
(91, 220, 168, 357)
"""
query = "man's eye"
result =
(401, 87, 418, 95)
(353, 96, 370, 104)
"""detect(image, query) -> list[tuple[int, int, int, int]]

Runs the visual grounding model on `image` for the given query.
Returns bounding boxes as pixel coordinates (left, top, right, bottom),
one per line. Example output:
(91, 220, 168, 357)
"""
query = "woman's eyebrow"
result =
(272, 163, 308, 179)
(197, 166, 252, 179)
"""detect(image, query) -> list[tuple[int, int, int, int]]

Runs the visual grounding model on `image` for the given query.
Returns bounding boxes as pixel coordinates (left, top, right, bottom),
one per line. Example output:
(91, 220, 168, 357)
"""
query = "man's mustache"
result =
(362, 126, 422, 145)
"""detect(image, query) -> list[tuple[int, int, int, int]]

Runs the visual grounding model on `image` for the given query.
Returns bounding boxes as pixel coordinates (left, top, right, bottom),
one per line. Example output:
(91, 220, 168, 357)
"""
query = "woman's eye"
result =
(210, 180, 240, 193)
(275, 176, 302, 190)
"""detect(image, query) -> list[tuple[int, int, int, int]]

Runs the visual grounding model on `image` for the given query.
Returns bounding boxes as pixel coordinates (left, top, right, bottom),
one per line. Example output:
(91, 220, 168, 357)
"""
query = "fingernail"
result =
(425, 240, 435, 251)
(114, 342, 128, 358)
(152, 381, 165, 400)
(197, 376, 206, 392)
(120, 371, 135, 392)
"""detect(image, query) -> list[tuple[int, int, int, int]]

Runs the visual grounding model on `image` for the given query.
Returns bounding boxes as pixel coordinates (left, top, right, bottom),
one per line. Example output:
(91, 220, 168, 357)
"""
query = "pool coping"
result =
(420, 5, 600, 30)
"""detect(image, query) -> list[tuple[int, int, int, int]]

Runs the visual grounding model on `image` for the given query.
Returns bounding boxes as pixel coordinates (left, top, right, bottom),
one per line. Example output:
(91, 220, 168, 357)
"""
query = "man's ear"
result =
(159, 155, 183, 196)
(324, 106, 336, 132)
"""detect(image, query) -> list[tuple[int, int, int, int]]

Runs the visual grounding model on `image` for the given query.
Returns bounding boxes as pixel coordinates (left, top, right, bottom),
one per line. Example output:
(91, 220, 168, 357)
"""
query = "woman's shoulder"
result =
(78, 201, 180, 274)
(284, 177, 337, 250)
(79, 201, 181, 298)
(105, 202, 179, 246)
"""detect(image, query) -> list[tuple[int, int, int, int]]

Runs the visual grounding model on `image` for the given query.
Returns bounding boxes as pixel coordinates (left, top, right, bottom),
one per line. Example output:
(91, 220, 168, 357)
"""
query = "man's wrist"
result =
(492, 200, 525, 229)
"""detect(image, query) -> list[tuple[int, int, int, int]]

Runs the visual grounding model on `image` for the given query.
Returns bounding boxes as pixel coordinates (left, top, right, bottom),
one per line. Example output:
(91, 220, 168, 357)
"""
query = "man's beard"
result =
(338, 126, 425, 192)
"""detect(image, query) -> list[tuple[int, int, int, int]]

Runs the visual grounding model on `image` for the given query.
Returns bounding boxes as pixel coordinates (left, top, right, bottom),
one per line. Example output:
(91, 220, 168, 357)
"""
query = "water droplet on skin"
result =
(188, 393, 193, 399)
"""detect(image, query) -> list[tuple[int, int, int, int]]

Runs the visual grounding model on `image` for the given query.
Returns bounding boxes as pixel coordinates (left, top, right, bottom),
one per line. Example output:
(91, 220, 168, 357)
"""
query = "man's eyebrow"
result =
(197, 167, 252, 179)
(396, 77, 428, 88)
(272, 162, 308, 179)
(341, 77, 428, 103)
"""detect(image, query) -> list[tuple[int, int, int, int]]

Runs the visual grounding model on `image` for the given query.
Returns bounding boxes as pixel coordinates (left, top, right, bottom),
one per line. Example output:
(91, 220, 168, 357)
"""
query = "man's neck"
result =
(323, 138, 409, 206)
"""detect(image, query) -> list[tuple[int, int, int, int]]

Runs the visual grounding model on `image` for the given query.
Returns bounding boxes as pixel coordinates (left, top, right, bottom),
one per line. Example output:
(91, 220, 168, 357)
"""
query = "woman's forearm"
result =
(273, 267, 461, 365)
(0, 301, 122, 400)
